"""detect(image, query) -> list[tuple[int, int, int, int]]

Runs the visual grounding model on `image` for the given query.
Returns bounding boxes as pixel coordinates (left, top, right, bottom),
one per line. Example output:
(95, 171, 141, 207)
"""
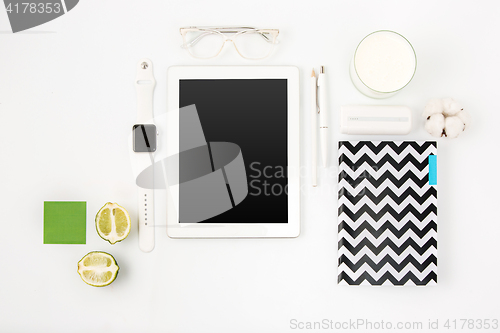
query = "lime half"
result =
(95, 202, 131, 244)
(77, 251, 119, 287)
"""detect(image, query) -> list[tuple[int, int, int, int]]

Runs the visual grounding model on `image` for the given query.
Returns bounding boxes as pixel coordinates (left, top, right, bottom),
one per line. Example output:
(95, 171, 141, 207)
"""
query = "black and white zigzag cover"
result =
(338, 141, 437, 286)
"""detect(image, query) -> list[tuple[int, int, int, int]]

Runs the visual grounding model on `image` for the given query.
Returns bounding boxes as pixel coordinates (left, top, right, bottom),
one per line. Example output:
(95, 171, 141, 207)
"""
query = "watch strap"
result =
(135, 59, 156, 123)
(138, 187, 155, 252)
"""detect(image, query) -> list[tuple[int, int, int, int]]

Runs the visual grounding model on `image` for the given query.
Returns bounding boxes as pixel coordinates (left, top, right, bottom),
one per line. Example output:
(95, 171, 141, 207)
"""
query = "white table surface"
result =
(1, 1, 499, 332)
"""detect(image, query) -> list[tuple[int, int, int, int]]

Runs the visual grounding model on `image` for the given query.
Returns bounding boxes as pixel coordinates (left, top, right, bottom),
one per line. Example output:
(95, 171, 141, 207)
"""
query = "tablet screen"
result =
(178, 79, 288, 223)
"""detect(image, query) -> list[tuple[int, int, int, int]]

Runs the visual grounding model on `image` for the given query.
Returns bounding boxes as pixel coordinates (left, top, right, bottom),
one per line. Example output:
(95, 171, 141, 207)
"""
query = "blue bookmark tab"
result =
(428, 155, 437, 185)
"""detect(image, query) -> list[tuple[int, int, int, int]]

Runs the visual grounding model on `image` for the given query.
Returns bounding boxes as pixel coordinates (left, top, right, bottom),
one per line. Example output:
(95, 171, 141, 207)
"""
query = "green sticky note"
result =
(44, 201, 86, 244)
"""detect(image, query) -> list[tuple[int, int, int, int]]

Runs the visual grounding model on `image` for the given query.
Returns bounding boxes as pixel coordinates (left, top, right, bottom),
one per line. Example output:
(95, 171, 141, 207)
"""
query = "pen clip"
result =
(316, 85, 320, 114)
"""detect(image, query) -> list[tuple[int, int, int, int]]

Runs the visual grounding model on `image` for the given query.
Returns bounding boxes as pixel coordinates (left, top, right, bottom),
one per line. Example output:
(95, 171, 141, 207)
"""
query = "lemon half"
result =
(77, 251, 119, 287)
(95, 202, 131, 244)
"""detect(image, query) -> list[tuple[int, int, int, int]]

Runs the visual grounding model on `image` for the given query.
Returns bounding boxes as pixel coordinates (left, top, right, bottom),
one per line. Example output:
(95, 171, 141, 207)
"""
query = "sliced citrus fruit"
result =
(77, 251, 119, 287)
(95, 202, 131, 244)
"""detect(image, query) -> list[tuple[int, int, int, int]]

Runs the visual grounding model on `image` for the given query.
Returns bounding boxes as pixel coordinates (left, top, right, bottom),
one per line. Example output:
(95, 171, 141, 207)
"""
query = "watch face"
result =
(133, 124, 157, 152)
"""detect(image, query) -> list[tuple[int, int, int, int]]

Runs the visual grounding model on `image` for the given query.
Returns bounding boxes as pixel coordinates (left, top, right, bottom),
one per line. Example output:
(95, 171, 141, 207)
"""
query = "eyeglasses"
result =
(180, 26, 279, 60)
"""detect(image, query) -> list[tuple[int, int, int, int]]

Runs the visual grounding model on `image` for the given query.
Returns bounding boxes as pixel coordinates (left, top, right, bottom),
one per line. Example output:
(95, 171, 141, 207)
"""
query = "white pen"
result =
(318, 66, 329, 167)
(311, 69, 317, 187)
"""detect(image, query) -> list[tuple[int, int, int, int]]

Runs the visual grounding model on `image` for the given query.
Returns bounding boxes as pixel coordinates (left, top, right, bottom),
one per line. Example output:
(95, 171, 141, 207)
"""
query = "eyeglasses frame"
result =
(180, 26, 280, 60)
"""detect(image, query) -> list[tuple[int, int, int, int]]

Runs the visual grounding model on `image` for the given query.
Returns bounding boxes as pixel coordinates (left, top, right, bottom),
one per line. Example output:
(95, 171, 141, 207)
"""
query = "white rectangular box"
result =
(340, 105, 412, 135)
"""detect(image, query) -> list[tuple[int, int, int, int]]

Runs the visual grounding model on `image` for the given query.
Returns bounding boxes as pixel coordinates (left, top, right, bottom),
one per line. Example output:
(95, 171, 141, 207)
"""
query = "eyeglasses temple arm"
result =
(180, 29, 279, 48)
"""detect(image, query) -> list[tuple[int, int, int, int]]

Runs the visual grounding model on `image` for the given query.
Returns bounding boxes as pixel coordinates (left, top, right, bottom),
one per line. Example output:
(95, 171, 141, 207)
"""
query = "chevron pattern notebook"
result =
(338, 141, 438, 286)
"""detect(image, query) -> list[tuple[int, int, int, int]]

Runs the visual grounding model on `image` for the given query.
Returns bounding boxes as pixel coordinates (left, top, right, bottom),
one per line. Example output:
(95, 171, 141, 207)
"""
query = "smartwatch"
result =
(133, 59, 157, 252)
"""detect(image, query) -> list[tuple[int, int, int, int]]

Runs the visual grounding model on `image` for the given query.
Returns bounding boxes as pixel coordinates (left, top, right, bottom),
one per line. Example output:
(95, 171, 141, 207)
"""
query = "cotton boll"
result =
(423, 98, 444, 119)
(423, 97, 470, 139)
(442, 97, 463, 116)
(444, 116, 465, 138)
(456, 110, 470, 128)
(425, 113, 445, 137)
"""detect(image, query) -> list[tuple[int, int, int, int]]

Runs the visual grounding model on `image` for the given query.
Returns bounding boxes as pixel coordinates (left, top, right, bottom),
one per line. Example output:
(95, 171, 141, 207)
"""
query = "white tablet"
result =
(165, 66, 300, 238)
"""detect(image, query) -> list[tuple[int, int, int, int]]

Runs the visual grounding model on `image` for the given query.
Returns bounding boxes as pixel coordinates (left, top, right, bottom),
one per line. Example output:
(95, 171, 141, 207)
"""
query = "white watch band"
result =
(135, 58, 156, 252)
(135, 59, 156, 123)
(138, 187, 155, 252)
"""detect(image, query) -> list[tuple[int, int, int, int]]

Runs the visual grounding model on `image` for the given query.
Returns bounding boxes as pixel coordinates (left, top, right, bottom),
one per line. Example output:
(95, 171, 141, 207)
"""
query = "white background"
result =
(0, 1, 498, 332)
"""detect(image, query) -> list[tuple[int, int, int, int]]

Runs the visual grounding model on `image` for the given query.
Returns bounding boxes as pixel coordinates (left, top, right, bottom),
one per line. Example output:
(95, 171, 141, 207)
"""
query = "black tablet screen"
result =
(178, 79, 288, 223)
